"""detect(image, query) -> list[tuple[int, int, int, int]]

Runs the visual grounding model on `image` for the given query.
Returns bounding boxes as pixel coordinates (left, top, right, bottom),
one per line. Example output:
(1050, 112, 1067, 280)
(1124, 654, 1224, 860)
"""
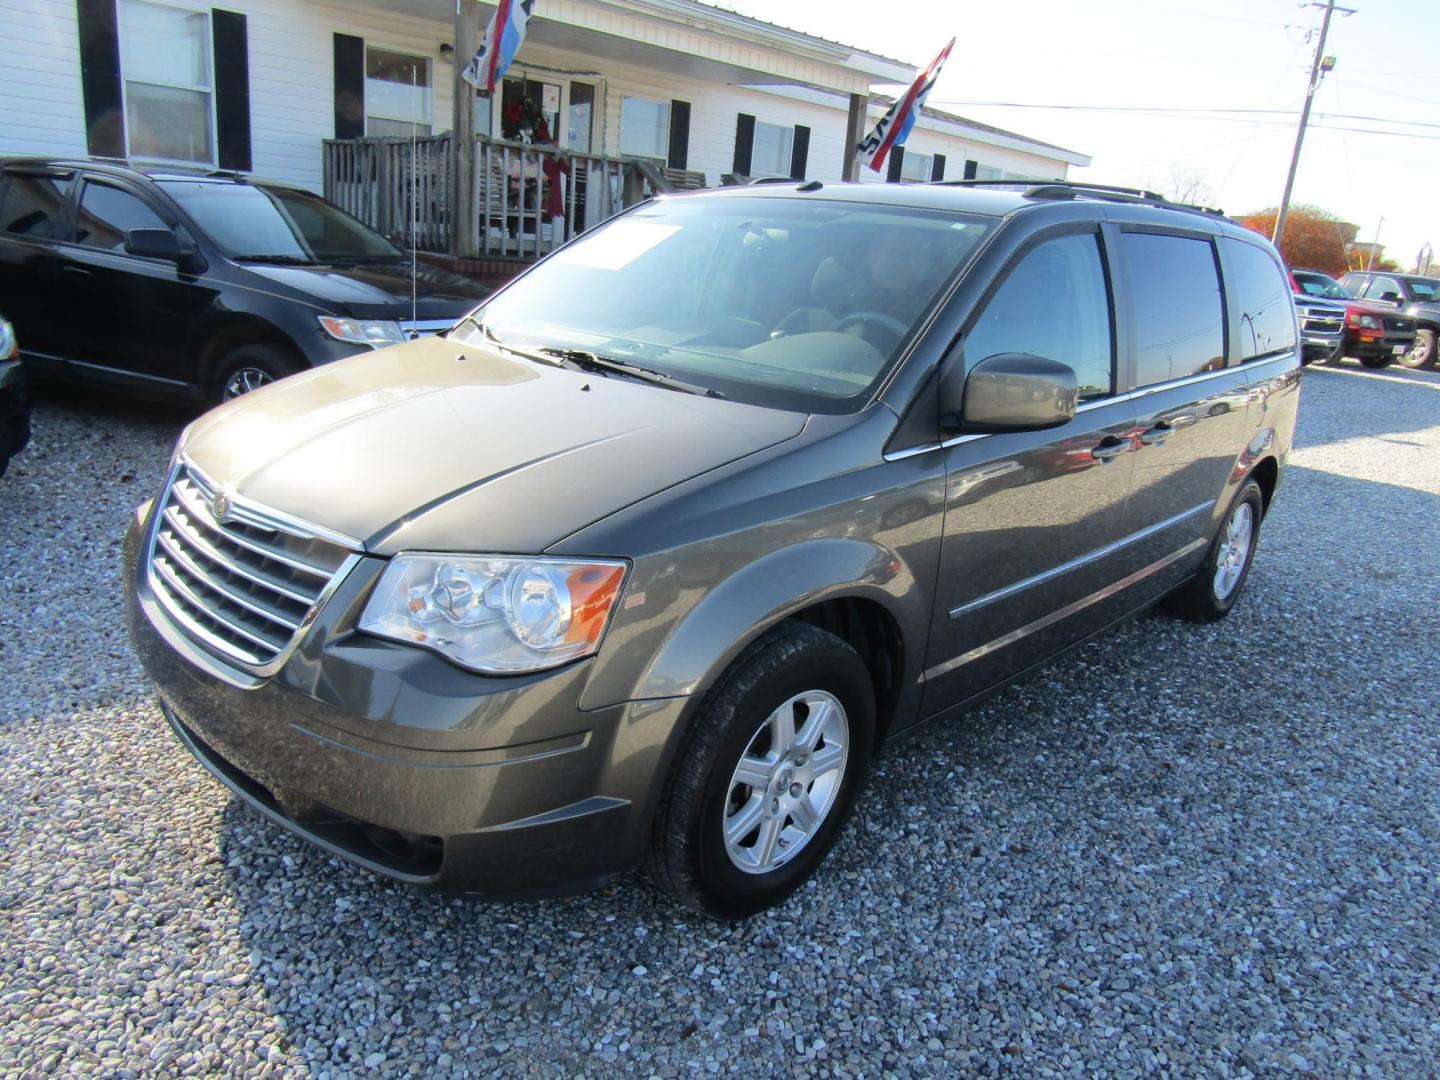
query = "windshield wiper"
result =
(233, 254, 315, 266)
(536, 347, 723, 398)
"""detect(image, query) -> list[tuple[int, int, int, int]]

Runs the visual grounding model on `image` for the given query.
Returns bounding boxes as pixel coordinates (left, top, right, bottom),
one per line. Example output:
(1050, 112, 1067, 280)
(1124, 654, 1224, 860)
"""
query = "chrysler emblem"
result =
(212, 491, 231, 522)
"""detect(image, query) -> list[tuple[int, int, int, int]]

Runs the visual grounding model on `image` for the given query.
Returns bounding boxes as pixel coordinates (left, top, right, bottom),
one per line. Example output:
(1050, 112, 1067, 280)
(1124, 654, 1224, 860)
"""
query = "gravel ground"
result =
(1, 363, 1437, 1078)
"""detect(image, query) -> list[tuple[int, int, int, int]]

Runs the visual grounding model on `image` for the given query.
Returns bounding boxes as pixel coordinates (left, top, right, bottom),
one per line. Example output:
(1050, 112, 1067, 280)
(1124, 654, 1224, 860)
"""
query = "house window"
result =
(900, 151, 933, 182)
(620, 97, 670, 159)
(972, 164, 1003, 180)
(119, 0, 214, 165)
(750, 121, 794, 177)
(366, 48, 432, 137)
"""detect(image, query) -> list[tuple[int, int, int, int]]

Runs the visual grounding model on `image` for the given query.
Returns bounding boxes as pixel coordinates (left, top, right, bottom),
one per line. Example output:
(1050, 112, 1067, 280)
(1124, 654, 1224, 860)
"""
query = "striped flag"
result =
(857, 38, 955, 173)
(461, 0, 535, 94)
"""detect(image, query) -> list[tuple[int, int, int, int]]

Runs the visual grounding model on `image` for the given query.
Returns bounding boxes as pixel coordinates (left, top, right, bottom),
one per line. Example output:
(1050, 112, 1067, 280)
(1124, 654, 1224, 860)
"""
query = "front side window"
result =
(1361, 275, 1404, 302)
(1120, 232, 1225, 386)
(76, 183, 169, 251)
(620, 98, 670, 159)
(963, 232, 1114, 401)
(366, 48, 431, 137)
(1224, 238, 1296, 361)
(900, 152, 933, 183)
(750, 121, 794, 177)
(159, 181, 403, 263)
(454, 197, 995, 412)
(0, 173, 74, 239)
(119, 0, 214, 164)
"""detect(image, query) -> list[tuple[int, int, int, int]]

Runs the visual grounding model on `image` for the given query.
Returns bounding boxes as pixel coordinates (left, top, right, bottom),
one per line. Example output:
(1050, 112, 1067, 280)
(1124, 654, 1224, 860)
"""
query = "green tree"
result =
(1236, 205, 1353, 277)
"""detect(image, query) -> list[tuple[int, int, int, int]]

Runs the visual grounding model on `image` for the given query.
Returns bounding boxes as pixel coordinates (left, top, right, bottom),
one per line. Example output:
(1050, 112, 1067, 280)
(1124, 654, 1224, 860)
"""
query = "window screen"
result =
(0, 174, 74, 239)
(1223, 239, 1297, 360)
(620, 98, 670, 159)
(964, 232, 1114, 401)
(1121, 232, 1225, 386)
(120, 0, 214, 164)
(750, 121, 794, 177)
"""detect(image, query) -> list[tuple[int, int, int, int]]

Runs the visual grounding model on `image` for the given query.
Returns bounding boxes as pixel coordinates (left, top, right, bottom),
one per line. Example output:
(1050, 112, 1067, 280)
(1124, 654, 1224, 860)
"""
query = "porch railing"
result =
(323, 135, 665, 260)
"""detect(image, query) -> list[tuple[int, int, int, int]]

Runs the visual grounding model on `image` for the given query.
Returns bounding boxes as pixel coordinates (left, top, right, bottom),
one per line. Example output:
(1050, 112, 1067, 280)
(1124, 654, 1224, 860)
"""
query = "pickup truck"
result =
(1292, 269, 1417, 369)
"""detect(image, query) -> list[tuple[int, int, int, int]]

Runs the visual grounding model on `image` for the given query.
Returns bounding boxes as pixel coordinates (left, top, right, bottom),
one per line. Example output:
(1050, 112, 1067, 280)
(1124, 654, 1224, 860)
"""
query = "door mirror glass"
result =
(1379, 291, 1402, 304)
(124, 227, 182, 260)
(953, 353, 1078, 432)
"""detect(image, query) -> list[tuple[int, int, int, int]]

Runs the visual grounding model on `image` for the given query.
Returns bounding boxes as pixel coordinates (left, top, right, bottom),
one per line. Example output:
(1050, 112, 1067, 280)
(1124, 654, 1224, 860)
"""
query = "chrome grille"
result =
(1300, 312, 1344, 333)
(1387, 316, 1415, 333)
(146, 463, 357, 671)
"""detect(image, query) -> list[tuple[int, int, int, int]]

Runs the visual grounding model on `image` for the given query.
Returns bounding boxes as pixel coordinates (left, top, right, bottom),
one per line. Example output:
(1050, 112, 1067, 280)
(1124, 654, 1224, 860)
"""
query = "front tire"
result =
(648, 622, 875, 918)
(1163, 480, 1264, 622)
(1358, 355, 1394, 369)
(212, 343, 302, 405)
(1399, 328, 1435, 369)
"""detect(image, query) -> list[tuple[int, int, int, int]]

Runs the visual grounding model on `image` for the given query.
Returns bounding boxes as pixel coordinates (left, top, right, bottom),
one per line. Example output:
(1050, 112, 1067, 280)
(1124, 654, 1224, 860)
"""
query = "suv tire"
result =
(1358, 355, 1394, 369)
(648, 622, 875, 918)
(1399, 328, 1435, 370)
(1164, 480, 1264, 622)
(213, 343, 303, 405)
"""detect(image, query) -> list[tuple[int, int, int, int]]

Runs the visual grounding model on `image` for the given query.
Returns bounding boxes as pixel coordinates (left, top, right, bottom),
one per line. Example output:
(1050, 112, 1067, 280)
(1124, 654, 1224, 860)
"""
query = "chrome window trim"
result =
(948, 500, 1213, 619)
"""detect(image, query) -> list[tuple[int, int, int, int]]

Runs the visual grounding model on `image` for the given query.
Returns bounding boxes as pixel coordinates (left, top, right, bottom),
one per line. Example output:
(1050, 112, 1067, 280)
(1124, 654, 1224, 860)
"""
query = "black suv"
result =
(1339, 270, 1440, 369)
(0, 159, 491, 404)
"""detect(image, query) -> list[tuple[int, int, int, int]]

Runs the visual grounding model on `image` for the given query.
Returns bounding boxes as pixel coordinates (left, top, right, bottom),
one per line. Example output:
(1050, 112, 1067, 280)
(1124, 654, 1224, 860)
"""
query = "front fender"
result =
(579, 535, 929, 713)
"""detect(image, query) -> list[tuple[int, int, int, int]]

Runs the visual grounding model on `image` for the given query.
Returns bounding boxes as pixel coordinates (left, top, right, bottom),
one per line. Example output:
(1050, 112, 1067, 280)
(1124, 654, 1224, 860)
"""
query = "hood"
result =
(240, 260, 490, 320)
(180, 336, 807, 554)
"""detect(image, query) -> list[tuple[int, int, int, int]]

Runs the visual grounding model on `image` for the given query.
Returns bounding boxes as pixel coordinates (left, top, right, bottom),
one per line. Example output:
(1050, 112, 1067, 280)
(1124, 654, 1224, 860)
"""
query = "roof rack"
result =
(933, 178, 1228, 218)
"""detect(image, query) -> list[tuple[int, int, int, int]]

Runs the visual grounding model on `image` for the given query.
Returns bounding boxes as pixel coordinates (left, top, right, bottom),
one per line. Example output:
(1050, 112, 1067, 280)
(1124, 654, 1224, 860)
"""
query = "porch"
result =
(322, 133, 702, 262)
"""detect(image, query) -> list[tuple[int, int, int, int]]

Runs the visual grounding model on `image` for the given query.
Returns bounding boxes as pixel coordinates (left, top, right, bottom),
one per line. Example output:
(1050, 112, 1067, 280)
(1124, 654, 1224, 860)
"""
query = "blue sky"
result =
(720, 0, 1439, 268)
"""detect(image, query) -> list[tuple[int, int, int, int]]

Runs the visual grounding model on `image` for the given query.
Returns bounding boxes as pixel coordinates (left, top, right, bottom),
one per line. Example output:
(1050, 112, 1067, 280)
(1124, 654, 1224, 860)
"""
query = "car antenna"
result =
(409, 65, 419, 328)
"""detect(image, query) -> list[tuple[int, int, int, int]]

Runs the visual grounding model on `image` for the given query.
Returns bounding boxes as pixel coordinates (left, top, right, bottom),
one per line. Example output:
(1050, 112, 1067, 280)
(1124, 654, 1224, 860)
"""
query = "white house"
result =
(1, 0, 1088, 264)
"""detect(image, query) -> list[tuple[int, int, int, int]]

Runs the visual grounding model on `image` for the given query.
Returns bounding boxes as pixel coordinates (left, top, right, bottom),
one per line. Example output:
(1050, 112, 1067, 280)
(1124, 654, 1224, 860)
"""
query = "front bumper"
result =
(0, 360, 30, 463)
(123, 507, 689, 897)
(1343, 329, 1414, 360)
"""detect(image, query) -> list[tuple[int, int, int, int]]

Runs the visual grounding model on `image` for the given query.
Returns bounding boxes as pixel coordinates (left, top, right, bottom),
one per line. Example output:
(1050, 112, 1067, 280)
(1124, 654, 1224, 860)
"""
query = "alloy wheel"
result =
(223, 366, 275, 400)
(1213, 501, 1255, 601)
(722, 690, 849, 874)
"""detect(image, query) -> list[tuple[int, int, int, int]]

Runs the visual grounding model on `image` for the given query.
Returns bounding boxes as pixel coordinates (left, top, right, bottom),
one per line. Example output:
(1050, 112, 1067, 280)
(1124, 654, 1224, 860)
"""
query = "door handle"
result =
(1139, 423, 1172, 446)
(1090, 437, 1129, 463)
(62, 265, 92, 278)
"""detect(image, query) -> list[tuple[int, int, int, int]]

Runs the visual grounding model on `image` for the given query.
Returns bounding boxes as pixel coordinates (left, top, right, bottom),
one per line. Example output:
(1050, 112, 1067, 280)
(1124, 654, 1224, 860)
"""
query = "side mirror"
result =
(125, 228, 207, 274)
(941, 352, 1078, 433)
(1378, 291, 1402, 304)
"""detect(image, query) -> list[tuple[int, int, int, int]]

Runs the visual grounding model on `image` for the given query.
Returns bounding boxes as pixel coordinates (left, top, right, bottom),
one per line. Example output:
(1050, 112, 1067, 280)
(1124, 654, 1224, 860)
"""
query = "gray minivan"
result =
(124, 181, 1300, 917)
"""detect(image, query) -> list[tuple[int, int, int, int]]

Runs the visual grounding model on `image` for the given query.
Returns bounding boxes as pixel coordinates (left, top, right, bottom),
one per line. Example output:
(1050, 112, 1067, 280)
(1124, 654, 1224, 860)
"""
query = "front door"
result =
(924, 227, 1140, 713)
(63, 177, 209, 389)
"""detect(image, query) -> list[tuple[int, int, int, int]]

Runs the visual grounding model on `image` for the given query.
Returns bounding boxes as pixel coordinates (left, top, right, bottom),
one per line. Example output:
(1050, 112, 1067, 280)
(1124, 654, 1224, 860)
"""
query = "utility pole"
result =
(1366, 216, 1384, 270)
(1272, 0, 1352, 251)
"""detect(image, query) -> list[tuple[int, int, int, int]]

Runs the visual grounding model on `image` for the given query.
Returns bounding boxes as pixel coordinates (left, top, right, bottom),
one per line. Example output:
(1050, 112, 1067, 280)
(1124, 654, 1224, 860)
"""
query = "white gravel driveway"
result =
(1, 362, 1437, 1077)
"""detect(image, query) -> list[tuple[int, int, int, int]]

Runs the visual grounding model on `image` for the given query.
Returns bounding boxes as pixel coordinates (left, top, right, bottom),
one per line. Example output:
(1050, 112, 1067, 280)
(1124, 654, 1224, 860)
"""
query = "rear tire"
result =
(211, 343, 302, 405)
(1399, 328, 1435, 370)
(1163, 480, 1264, 623)
(1358, 355, 1394, 369)
(647, 622, 875, 919)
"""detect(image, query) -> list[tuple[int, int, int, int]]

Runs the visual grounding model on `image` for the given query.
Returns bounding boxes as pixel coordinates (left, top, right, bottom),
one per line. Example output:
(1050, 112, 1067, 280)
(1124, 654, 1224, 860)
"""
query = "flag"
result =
(461, 0, 535, 94)
(857, 38, 955, 173)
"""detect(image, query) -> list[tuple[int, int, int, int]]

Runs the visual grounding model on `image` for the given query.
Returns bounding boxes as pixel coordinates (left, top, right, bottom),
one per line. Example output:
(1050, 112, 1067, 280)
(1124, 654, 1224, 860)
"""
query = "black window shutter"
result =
(667, 100, 690, 170)
(886, 145, 905, 183)
(76, 0, 125, 158)
(931, 153, 946, 182)
(732, 113, 755, 176)
(212, 10, 251, 171)
(333, 33, 365, 139)
(789, 124, 810, 180)
(963, 159, 978, 180)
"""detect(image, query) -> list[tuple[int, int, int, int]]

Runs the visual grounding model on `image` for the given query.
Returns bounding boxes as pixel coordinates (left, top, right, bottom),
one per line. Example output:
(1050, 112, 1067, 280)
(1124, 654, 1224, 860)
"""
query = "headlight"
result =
(318, 316, 406, 348)
(0, 316, 16, 361)
(359, 554, 628, 673)
(1347, 312, 1380, 330)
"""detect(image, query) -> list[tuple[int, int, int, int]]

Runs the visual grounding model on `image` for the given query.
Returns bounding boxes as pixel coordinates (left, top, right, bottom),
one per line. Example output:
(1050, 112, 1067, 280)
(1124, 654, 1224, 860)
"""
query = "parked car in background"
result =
(1338, 270, 1440, 369)
(125, 181, 1299, 917)
(1290, 268, 1415, 369)
(1286, 271, 1346, 365)
(0, 313, 29, 478)
(0, 159, 492, 405)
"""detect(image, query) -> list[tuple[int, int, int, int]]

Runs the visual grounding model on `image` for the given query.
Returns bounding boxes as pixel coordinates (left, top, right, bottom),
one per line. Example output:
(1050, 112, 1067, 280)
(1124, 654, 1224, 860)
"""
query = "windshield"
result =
(1293, 271, 1352, 300)
(451, 195, 995, 412)
(1406, 277, 1439, 302)
(158, 181, 404, 263)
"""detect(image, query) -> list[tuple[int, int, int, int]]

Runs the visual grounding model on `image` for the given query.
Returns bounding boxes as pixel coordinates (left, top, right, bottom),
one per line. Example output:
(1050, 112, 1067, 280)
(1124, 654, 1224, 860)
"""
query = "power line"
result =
(1329, 77, 1440, 108)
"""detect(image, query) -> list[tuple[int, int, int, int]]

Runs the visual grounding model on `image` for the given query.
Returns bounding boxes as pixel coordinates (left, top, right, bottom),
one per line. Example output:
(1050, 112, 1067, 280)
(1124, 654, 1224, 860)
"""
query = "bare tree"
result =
(1147, 165, 1215, 207)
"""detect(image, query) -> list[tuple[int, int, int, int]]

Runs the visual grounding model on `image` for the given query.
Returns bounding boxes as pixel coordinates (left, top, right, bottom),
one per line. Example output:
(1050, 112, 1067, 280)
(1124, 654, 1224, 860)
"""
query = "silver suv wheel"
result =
(1212, 501, 1255, 602)
(722, 690, 849, 874)
(223, 366, 275, 400)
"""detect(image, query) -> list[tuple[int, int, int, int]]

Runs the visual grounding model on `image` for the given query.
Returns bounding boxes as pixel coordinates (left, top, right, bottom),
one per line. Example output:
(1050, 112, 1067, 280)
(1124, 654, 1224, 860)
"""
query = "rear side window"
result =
(76, 183, 170, 252)
(0, 173, 75, 239)
(1120, 232, 1225, 386)
(1224, 239, 1297, 361)
(963, 232, 1114, 401)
